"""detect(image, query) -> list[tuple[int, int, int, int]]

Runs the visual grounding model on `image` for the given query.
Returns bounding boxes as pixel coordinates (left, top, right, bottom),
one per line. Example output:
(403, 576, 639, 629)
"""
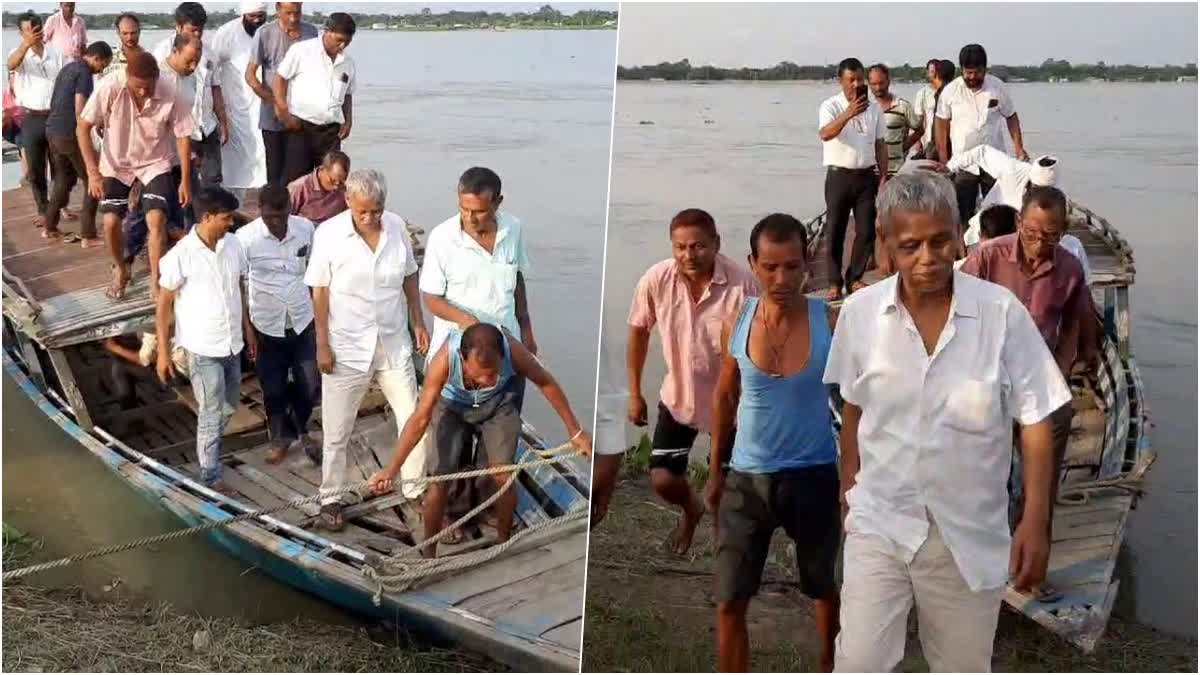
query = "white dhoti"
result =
(208, 17, 266, 191)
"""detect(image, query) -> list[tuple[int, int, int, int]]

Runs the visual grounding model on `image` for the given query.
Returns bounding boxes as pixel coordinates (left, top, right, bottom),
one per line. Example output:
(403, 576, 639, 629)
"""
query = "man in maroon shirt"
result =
(287, 149, 349, 224)
(959, 184, 1098, 602)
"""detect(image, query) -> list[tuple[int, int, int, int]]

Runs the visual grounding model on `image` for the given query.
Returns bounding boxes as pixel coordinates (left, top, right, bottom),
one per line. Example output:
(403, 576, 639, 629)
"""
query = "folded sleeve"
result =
(1002, 300, 1072, 425)
(157, 248, 186, 292)
(418, 232, 448, 295)
(822, 305, 862, 405)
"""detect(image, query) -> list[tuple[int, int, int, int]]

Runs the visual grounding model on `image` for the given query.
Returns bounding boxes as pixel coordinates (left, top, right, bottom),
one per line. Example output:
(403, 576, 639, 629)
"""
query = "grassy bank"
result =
(583, 447, 1197, 672)
(2, 525, 500, 672)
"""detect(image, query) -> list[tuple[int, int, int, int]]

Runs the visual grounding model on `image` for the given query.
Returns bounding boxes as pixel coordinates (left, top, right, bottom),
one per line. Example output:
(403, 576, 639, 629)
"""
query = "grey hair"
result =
(875, 172, 959, 237)
(344, 169, 387, 206)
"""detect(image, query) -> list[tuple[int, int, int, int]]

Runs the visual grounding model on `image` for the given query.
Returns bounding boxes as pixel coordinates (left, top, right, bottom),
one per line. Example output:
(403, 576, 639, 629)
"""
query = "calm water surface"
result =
(2, 28, 615, 620)
(599, 80, 1197, 638)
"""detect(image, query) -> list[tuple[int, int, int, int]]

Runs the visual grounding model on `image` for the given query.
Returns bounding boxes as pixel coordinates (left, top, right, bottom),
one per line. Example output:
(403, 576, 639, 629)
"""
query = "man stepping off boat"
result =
(154, 186, 250, 494)
(78, 49, 195, 301)
(825, 173, 1069, 671)
(236, 184, 320, 465)
(710, 214, 841, 672)
(818, 57, 888, 301)
(304, 169, 430, 532)
(626, 209, 759, 555)
(367, 322, 592, 557)
(959, 185, 1100, 603)
(421, 166, 536, 540)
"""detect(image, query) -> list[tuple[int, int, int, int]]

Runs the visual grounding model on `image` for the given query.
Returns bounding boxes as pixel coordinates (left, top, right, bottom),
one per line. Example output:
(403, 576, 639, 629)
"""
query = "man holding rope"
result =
(367, 323, 592, 558)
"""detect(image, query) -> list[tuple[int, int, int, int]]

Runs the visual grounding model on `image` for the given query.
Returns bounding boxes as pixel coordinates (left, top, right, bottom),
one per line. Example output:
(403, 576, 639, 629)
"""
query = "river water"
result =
(2, 27, 614, 622)
(598, 80, 1197, 638)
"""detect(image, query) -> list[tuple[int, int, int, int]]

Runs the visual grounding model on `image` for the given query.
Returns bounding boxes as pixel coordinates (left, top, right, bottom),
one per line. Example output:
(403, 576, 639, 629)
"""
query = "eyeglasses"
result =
(1020, 227, 1064, 245)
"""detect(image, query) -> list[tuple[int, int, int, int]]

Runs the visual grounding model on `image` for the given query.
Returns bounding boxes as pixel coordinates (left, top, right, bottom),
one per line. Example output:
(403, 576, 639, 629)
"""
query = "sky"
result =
(6, 2, 616, 15)
(618, 2, 1198, 67)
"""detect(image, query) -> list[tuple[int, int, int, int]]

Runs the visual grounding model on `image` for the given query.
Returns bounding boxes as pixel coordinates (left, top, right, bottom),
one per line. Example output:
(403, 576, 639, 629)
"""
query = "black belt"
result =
(21, 108, 50, 116)
(828, 166, 876, 175)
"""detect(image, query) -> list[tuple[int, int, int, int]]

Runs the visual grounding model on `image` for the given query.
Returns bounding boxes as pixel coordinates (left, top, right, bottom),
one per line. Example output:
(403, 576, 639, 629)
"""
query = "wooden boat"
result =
(803, 201, 1154, 652)
(1, 187, 589, 672)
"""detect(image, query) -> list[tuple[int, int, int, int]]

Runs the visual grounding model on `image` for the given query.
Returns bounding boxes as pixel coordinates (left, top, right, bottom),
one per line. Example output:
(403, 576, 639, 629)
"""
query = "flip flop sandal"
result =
(442, 527, 467, 545)
(61, 232, 81, 244)
(41, 229, 64, 240)
(105, 265, 128, 301)
(1034, 585, 1064, 603)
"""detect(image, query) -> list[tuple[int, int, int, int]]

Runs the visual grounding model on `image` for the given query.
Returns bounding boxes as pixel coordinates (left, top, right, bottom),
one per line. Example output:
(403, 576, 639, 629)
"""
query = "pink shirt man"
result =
(628, 253, 759, 433)
(43, 9, 87, 62)
(80, 69, 194, 186)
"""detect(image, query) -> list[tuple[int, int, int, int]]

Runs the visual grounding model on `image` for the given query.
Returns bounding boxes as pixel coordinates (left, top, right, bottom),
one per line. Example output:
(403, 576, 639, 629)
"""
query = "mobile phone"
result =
(855, 84, 868, 101)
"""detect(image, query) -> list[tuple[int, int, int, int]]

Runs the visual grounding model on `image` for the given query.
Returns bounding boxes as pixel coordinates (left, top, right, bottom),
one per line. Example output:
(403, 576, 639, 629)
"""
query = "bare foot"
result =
(80, 237, 103, 249)
(265, 444, 288, 464)
(41, 228, 63, 241)
(664, 497, 704, 555)
(826, 286, 844, 302)
(33, 215, 46, 229)
(62, 208, 78, 221)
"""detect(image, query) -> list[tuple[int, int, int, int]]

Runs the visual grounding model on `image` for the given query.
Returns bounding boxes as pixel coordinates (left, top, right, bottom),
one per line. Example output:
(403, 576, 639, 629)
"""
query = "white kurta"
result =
(208, 18, 266, 189)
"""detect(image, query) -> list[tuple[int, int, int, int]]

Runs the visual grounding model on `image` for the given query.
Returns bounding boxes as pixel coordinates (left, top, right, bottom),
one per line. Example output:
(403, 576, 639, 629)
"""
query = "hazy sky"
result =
(618, 3, 1198, 67)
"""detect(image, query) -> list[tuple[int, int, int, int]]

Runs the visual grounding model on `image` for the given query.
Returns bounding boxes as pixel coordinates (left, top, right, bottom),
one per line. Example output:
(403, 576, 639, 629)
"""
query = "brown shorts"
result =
(428, 383, 522, 476)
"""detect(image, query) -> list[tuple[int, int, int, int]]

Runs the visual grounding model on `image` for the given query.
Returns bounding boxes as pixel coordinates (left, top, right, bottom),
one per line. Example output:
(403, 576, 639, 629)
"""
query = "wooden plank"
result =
(46, 347, 94, 429)
(220, 469, 305, 525)
(459, 556, 586, 618)
(425, 542, 579, 605)
(495, 585, 585, 638)
(541, 618, 582, 649)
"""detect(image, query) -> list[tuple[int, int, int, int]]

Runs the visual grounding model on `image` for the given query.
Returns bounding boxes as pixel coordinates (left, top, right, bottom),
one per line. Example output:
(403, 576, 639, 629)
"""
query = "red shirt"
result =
(288, 169, 346, 224)
(959, 233, 1093, 370)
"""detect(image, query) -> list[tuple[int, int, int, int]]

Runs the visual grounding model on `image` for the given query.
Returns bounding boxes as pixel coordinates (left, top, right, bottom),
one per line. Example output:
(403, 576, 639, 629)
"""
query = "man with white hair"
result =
(826, 172, 1069, 672)
(208, 1, 270, 199)
(304, 169, 430, 531)
(940, 147, 1091, 282)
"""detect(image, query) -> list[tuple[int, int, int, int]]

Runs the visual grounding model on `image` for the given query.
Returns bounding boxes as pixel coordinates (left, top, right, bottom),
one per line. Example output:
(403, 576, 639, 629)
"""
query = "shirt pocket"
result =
(331, 73, 351, 105)
(944, 378, 1001, 434)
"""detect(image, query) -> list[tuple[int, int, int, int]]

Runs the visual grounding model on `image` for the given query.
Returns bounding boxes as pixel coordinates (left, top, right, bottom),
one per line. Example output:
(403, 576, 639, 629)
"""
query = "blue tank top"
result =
(730, 297, 838, 473)
(441, 329, 516, 407)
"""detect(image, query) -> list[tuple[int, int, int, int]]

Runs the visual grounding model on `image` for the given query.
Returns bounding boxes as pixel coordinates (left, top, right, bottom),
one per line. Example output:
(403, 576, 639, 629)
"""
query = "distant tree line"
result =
(2, 5, 617, 30)
(618, 58, 1199, 83)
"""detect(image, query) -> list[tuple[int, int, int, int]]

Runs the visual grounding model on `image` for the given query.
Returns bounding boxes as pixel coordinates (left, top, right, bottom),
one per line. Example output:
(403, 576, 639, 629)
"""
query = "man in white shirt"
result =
(304, 169, 430, 532)
(935, 43, 1028, 227)
(818, 57, 888, 301)
(911, 59, 939, 159)
(151, 3, 229, 189)
(155, 187, 251, 492)
(273, 12, 356, 184)
(937, 149, 1092, 282)
(7, 11, 65, 226)
(208, 2, 269, 199)
(237, 184, 319, 465)
(421, 167, 535, 403)
(824, 173, 1069, 672)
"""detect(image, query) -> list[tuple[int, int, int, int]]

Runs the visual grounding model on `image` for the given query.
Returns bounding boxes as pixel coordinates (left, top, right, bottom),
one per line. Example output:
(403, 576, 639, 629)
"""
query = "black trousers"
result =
(262, 129, 289, 186)
(282, 120, 341, 185)
(46, 134, 98, 237)
(256, 323, 321, 448)
(194, 129, 223, 188)
(20, 112, 51, 215)
(824, 166, 879, 291)
(953, 169, 996, 229)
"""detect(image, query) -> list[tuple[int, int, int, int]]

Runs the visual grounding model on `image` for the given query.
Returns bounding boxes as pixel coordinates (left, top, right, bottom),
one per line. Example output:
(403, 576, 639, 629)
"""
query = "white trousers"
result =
(835, 515, 1004, 673)
(319, 341, 428, 504)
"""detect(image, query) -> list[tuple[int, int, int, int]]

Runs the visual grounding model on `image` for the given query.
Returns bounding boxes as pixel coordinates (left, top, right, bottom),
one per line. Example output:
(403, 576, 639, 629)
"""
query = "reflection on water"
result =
(2, 374, 354, 623)
(602, 80, 1197, 638)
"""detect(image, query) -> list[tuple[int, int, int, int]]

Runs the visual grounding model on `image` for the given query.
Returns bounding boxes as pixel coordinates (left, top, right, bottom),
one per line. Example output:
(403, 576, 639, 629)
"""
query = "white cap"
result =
(1029, 155, 1058, 187)
(240, 1, 267, 15)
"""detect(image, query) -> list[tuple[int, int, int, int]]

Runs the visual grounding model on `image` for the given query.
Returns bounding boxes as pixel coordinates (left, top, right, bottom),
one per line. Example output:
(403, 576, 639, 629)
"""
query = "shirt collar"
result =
(1006, 233, 1057, 277)
(878, 272, 979, 319)
(453, 212, 512, 249)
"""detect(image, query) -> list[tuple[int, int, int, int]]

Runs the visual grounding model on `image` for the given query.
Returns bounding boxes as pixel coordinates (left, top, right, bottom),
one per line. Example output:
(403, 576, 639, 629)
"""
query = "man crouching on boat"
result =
(825, 173, 1070, 672)
(367, 323, 592, 557)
